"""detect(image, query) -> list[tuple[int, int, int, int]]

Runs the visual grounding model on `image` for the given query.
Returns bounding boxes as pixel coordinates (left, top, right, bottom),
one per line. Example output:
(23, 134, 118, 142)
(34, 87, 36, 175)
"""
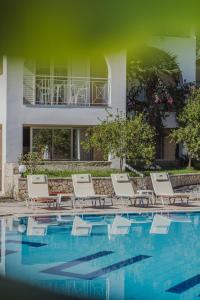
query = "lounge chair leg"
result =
(72, 196, 75, 208)
(26, 198, 30, 208)
(110, 198, 113, 206)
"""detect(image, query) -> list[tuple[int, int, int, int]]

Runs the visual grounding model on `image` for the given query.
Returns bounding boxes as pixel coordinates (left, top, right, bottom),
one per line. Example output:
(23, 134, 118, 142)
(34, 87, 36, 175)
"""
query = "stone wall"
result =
(18, 177, 115, 201)
(38, 161, 111, 171)
(17, 173, 200, 201)
(2, 161, 111, 198)
(4, 163, 19, 198)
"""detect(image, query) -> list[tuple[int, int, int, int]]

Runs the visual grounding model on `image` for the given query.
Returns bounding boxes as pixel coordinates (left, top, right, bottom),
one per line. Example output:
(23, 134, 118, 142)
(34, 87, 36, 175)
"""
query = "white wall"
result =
(5, 52, 126, 163)
(0, 57, 8, 192)
(4, 35, 196, 164)
(148, 35, 196, 82)
(0, 57, 7, 140)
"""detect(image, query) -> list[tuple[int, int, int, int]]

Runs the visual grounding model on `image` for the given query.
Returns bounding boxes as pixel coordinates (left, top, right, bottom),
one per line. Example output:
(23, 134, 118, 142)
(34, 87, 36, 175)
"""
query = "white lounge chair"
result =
(150, 214, 172, 234)
(27, 217, 47, 236)
(111, 173, 153, 206)
(108, 215, 132, 235)
(27, 175, 71, 208)
(71, 216, 92, 236)
(150, 172, 191, 206)
(72, 174, 109, 208)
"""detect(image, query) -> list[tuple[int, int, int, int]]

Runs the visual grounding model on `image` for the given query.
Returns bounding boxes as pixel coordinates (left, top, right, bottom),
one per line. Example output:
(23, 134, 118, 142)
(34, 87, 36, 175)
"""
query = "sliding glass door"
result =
(32, 128, 71, 160)
(52, 129, 71, 160)
(27, 127, 94, 161)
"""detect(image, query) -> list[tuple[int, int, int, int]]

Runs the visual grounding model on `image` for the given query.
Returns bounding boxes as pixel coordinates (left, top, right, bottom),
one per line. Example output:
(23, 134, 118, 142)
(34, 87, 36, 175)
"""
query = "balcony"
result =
(23, 75, 110, 107)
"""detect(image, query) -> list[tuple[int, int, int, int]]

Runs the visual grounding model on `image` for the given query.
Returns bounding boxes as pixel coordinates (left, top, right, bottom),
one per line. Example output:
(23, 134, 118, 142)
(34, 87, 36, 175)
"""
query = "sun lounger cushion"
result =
(31, 175, 47, 184)
(74, 174, 91, 183)
(153, 173, 169, 181)
(115, 173, 129, 182)
(111, 173, 135, 197)
(27, 175, 49, 198)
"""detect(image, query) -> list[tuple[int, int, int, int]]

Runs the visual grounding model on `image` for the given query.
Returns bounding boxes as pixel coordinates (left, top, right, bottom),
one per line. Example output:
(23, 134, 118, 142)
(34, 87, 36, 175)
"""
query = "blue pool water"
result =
(1, 212, 200, 300)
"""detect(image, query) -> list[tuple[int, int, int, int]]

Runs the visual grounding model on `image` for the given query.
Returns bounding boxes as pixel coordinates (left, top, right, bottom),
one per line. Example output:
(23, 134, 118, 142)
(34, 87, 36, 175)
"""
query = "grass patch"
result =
(24, 167, 200, 178)
(142, 167, 200, 176)
(24, 168, 124, 178)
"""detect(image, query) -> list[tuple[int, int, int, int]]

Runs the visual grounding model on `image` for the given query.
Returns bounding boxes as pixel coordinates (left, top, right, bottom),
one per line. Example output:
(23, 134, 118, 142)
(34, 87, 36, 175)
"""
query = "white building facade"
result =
(0, 34, 196, 194)
(0, 53, 126, 193)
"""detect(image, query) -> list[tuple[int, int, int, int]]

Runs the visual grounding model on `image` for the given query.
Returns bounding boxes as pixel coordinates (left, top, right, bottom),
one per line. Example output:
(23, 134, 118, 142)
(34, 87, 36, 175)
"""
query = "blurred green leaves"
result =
(0, 0, 198, 58)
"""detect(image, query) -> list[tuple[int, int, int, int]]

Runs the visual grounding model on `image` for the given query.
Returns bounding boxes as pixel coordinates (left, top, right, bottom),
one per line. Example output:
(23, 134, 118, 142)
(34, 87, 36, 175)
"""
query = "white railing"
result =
(23, 75, 110, 107)
(124, 163, 144, 177)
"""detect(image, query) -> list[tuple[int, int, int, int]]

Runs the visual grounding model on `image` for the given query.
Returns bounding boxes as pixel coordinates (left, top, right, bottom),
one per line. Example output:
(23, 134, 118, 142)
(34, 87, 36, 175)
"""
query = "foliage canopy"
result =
(82, 111, 156, 171)
(171, 89, 200, 167)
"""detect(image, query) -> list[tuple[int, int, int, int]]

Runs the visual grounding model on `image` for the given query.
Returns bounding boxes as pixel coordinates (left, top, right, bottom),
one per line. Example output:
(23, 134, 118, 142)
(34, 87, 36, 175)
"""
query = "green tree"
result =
(127, 47, 183, 156)
(18, 151, 43, 174)
(171, 89, 200, 168)
(82, 111, 156, 171)
(127, 47, 181, 116)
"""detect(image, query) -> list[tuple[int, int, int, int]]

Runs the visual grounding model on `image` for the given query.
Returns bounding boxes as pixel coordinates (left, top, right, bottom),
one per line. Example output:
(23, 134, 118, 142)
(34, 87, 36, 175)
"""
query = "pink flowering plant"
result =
(127, 47, 195, 152)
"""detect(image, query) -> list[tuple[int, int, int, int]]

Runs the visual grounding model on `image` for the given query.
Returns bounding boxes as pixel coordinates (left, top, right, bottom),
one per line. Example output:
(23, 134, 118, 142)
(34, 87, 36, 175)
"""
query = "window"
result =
(23, 127, 94, 161)
(32, 128, 71, 160)
(36, 61, 68, 77)
(35, 61, 68, 105)
(23, 127, 30, 155)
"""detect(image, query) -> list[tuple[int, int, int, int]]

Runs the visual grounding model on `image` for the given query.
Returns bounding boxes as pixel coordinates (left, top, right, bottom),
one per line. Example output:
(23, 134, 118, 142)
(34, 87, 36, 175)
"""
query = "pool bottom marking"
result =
(42, 251, 113, 276)
(42, 252, 151, 280)
(0, 249, 18, 255)
(167, 274, 200, 294)
(6, 240, 47, 247)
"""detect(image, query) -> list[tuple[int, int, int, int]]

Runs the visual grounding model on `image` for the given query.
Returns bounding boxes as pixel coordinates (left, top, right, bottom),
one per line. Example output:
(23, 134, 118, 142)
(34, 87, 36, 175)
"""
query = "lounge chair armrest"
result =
(110, 192, 115, 198)
(49, 191, 73, 196)
(137, 190, 154, 195)
(156, 193, 190, 198)
(32, 197, 57, 203)
(173, 193, 191, 198)
(94, 194, 108, 198)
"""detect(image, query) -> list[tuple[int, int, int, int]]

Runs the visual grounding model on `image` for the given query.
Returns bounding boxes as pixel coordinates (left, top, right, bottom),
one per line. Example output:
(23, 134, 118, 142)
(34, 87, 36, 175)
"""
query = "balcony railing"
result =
(23, 75, 110, 107)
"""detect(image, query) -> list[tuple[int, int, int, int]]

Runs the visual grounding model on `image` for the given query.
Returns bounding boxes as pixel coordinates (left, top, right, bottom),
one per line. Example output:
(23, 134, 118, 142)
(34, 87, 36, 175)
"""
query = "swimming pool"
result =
(1, 212, 200, 300)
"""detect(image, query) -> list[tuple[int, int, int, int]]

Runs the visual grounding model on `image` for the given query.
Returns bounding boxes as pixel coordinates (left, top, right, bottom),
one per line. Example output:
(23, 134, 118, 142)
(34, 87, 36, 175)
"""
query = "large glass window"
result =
(36, 61, 68, 77)
(35, 61, 69, 105)
(23, 127, 99, 161)
(23, 127, 30, 155)
(32, 128, 71, 160)
(52, 129, 71, 160)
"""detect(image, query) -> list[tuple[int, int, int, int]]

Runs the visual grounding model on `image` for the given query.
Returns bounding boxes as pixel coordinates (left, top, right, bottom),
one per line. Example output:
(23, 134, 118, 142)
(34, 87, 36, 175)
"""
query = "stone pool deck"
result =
(1, 198, 200, 217)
